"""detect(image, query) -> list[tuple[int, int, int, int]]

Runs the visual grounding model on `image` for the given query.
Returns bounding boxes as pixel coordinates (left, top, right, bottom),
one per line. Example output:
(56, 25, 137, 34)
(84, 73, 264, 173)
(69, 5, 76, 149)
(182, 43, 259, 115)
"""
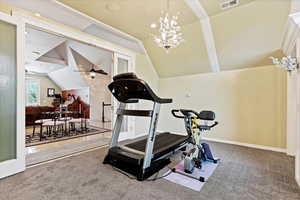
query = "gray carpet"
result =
(1, 142, 300, 200)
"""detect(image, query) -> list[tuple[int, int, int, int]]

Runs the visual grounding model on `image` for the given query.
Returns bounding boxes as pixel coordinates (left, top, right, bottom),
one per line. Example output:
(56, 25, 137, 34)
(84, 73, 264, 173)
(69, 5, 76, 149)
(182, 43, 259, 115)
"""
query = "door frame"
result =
(12, 11, 136, 59)
(0, 11, 137, 177)
(296, 39, 300, 186)
(112, 53, 136, 140)
(0, 13, 26, 179)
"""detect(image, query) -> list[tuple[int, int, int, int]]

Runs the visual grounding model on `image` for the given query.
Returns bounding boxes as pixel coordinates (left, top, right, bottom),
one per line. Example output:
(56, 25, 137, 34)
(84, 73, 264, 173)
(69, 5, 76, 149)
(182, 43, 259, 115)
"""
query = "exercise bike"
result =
(171, 109, 219, 182)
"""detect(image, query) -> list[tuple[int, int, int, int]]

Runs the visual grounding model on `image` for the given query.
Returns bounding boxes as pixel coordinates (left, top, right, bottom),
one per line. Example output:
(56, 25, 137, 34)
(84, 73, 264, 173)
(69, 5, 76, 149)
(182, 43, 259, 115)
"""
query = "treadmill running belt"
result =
(125, 132, 187, 155)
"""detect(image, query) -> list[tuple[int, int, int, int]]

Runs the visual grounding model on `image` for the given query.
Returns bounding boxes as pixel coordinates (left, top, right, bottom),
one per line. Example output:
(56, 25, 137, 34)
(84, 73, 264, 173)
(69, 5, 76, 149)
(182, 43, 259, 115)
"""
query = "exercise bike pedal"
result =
(172, 168, 206, 182)
(199, 176, 205, 182)
(184, 169, 193, 174)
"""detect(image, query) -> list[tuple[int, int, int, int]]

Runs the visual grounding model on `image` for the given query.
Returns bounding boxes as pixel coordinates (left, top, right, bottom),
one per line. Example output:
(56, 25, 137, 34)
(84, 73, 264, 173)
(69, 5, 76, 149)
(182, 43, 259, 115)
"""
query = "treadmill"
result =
(103, 73, 189, 181)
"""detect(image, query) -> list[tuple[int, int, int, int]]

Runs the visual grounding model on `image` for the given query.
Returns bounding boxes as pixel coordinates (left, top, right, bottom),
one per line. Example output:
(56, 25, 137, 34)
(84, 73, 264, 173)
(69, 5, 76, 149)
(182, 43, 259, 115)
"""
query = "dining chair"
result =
(42, 113, 65, 138)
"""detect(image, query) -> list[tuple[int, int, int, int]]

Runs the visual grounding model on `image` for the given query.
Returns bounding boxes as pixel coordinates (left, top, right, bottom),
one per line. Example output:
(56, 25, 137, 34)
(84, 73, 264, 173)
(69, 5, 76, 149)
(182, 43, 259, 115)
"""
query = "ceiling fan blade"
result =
(74, 70, 89, 72)
(95, 69, 108, 75)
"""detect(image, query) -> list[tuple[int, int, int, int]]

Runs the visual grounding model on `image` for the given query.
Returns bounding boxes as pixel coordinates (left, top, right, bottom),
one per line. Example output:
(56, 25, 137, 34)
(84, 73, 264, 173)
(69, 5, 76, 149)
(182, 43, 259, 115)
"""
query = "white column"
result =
(184, 0, 220, 72)
(295, 39, 300, 186)
(296, 70, 300, 186)
(287, 70, 298, 156)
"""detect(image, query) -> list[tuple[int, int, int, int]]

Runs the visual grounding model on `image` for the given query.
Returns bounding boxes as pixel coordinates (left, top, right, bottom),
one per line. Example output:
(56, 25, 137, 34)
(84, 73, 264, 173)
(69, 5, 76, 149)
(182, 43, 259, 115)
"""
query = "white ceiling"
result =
(25, 26, 113, 89)
(25, 27, 113, 74)
(25, 27, 66, 62)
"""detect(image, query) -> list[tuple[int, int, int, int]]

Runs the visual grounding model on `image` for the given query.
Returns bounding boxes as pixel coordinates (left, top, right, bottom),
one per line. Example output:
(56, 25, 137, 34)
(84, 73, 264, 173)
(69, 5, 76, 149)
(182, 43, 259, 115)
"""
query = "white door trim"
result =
(12, 11, 136, 58)
(11, 12, 137, 141)
(286, 70, 298, 156)
(1, 10, 138, 175)
(0, 12, 26, 179)
(295, 38, 300, 186)
(13, 12, 138, 135)
(112, 53, 136, 140)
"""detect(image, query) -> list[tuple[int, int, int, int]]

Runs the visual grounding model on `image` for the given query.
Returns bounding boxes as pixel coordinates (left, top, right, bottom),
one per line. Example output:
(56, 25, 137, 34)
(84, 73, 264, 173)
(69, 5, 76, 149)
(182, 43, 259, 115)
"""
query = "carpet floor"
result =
(0, 142, 300, 200)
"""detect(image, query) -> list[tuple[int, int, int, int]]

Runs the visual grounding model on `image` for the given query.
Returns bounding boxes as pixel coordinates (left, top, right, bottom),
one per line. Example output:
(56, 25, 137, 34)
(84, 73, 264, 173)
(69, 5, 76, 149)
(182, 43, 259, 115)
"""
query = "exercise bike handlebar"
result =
(198, 121, 219, 131)
(210, 121, 219, 129)
(171, 109, 185, 118)
(172, 109, 205, 120)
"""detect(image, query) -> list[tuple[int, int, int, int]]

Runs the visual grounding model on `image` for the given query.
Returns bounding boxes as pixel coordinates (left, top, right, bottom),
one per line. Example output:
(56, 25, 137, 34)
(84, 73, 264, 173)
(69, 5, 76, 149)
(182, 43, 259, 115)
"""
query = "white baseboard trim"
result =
(286, 150, 296, 157)
(202, 137, 287, 153)
(133, 132, 287, 153)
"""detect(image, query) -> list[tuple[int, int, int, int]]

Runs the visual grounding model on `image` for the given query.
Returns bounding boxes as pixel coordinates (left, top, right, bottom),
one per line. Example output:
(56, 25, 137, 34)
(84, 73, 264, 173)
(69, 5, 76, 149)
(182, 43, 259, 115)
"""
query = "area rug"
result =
(164, 160, 219, 191)
(26, 126, 111, 147)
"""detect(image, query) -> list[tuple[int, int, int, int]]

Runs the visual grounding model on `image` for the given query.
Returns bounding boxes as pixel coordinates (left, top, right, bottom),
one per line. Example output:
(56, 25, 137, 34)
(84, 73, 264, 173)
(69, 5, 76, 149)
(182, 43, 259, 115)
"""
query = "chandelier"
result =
(270, 56, 299, 72)
(152, 0, 184, 52)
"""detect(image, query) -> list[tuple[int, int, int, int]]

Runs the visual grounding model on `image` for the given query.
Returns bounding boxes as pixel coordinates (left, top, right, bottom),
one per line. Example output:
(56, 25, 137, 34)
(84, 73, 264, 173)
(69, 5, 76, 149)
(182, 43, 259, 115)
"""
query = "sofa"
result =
(26, 97, 90, 127)
(25, 106, 56, 126)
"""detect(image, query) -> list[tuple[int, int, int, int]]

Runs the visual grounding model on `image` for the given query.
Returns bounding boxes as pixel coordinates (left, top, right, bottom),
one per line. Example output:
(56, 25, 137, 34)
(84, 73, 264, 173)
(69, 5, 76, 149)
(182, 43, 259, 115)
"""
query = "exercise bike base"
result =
(172, 168, 205, 182)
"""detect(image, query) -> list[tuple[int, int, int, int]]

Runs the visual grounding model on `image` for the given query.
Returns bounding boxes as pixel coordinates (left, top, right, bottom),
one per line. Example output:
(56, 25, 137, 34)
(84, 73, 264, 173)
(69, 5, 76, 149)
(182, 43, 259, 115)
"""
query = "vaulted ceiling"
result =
(25, 27, 113, 89)
(58, 0, 198, 40)
(199, 0, 254, 16)
(57, 0, 291, 77)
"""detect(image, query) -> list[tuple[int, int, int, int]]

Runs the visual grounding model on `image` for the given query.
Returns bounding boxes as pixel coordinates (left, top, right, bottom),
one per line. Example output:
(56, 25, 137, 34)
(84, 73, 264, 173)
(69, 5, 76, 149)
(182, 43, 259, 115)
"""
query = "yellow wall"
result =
(135, 53, 159, 92)
(158, 66, 287, 149)
(134, 53, 159, 136)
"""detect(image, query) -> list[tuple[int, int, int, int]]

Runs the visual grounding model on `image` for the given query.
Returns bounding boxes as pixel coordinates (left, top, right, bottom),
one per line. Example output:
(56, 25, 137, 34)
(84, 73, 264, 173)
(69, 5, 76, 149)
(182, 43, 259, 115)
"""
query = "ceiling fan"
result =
(25, 69, 47, 75)
(74, 64, 108, 79)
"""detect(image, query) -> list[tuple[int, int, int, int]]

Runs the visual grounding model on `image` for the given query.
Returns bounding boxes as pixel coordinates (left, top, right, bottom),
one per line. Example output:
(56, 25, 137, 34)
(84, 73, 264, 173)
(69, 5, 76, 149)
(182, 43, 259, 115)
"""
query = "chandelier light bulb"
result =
(150, 23, 157, 28)
(270, 56, 299, 72)
(90, 72, 96, 79)
(151, 1, 184, 53)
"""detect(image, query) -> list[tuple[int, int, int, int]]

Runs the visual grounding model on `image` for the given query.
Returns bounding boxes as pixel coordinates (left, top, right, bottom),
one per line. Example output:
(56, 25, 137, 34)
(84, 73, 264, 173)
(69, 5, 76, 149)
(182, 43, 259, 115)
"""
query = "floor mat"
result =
(164, 160, 219, 191)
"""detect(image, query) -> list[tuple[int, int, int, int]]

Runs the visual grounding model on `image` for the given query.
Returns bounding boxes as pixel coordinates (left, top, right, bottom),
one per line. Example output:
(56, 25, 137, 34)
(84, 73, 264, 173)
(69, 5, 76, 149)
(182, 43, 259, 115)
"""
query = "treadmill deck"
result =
(125, 132, 188, 158)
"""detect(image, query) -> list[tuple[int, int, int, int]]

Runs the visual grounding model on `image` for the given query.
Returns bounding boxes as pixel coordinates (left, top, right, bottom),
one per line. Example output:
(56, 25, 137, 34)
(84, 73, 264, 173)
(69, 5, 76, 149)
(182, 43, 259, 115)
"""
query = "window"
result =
(26, 79, 40, 106)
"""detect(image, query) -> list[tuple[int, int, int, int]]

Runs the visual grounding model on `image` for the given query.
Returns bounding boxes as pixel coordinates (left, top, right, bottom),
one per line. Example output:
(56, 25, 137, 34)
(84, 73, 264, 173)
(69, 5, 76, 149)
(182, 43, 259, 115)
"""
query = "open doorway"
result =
(24, 26, 114, 165)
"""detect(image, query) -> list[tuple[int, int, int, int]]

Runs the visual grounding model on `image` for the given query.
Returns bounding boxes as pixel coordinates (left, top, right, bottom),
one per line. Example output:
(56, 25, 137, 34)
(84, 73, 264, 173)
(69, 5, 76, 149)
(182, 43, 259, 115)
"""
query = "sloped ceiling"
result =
(58, 0, 198, 40)
(67, 40, 113, 74)
(211, 0, 290, 71)
(25, 26, 112, 89)
(25, 27, 66, 63)
(144, 22, 211, 77)
(199, 0, 254, 16)
(50, 0, 292, 77)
